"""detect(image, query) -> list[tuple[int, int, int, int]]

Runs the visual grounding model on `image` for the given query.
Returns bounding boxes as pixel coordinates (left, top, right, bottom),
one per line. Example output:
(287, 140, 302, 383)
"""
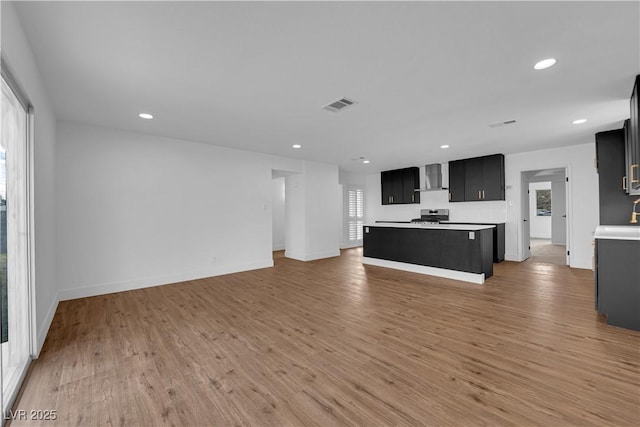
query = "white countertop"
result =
(368, 222, 495, 231)
(594, 225, 640, 241)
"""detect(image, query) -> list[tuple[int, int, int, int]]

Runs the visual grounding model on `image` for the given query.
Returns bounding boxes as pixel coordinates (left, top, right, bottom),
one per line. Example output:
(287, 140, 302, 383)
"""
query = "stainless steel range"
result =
(410, 208, 450, 224)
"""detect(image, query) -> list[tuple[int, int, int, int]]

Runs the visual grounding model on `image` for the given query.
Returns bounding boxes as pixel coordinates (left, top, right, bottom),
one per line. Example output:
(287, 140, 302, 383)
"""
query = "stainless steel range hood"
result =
(416, 163, 445, 191)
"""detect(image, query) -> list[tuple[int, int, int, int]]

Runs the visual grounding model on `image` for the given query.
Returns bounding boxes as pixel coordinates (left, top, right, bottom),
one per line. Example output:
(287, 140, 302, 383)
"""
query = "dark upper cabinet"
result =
(449, 154, 505, 202)
(448, 159, 466, 202)
(596, 127, 639, 225)
(464, 157, 484, 201)
(481, 154, 506, 200)
(381, 167, 420, 205)
(626, 75, 640, 194)
(381, 169, 404, 204)
(381, 170, 394, 205)
(401, 167, 420, 204)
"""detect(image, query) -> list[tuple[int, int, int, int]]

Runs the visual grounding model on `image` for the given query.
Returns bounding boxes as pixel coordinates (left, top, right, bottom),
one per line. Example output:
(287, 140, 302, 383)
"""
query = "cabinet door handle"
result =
(391, 196, 394, 203)
(623, 176, 628, 190)
(411, 194, 414, 202)
(449, 192, 451, 201)
(482, 190, 485, 199)
(478, 190, 481, 199)
(632, 164, 639, 183)
(388, 196, 391, 204)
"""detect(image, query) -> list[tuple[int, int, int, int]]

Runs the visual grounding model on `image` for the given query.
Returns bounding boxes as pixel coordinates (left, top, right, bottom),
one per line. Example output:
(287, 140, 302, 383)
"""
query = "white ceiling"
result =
(12, 1, 640, 173)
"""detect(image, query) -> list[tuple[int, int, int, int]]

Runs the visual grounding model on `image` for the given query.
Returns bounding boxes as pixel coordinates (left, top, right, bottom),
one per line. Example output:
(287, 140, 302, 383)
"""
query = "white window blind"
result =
(348, 188, 364, 241)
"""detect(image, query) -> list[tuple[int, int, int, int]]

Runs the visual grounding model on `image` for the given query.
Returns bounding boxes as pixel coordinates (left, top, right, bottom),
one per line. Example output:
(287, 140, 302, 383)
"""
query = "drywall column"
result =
(285, 161, 340, 261)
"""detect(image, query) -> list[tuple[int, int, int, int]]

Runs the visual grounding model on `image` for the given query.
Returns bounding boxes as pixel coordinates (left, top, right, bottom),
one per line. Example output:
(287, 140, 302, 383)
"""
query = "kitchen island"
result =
(362, 223, 495, 284)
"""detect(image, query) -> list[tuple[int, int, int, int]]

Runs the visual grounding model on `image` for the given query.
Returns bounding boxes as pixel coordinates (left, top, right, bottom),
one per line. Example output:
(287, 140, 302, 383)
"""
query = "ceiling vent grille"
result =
(489, 119, 517, 128)
(323, 97, 357, 112)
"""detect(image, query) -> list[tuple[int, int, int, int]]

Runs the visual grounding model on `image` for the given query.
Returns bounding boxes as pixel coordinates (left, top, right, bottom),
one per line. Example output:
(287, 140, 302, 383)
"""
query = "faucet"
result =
(632, 198, 640, 224)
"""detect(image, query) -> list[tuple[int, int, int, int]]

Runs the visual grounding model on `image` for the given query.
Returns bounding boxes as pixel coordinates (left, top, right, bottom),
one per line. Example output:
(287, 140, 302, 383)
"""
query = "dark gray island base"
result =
(362, 224, 494, 284)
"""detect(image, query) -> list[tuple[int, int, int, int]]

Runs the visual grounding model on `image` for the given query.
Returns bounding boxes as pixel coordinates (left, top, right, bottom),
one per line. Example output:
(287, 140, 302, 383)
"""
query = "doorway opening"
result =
(271, 169, 298, 262)
(521, 168, 569, 266)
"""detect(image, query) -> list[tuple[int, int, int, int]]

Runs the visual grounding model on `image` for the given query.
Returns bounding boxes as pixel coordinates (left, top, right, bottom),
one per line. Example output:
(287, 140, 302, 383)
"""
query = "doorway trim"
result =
(519, 165, 572, 266)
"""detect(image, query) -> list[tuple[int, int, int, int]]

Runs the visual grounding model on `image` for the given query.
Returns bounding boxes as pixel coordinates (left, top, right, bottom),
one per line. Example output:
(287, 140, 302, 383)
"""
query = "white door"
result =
(521, 172, 531, 260)
(1, 74, 32, 416)
(551, 178, 567, 245)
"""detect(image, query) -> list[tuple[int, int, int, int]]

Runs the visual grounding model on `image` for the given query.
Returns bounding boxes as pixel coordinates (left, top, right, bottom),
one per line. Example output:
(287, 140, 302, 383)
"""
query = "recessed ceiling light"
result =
(572, 118, 587, 124)
(440, 144, 450, 149)
(362, 160, 370, 164)
(292, 144, 301, 149)
(534, 58, 557, 70)
(138, 113, 153, 119)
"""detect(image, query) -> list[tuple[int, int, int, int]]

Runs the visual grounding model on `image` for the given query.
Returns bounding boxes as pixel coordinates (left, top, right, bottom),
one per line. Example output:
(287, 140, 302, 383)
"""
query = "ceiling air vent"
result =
(323, 97, 357, 113)
(489, 119, 517, 128)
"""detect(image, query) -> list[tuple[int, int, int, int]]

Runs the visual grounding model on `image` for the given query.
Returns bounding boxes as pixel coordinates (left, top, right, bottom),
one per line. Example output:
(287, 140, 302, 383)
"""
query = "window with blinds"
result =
(348, 188, 364, 241)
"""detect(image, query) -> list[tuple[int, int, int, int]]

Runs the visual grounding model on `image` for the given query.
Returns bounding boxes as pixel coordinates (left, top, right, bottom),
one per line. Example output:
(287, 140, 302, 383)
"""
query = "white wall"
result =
(56, 121, 279, 300)
(529, 182, 552, 239)
(271, 177, 285, 250)
(285, 161, 341, 261)
(365, 143, 598, 269)
(2, 2, 58, 353)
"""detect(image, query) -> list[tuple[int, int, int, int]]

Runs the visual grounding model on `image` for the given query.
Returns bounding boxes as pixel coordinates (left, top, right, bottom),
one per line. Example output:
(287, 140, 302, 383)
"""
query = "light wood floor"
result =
(528, 239, 566, 266)
(10, 248, 640, 426)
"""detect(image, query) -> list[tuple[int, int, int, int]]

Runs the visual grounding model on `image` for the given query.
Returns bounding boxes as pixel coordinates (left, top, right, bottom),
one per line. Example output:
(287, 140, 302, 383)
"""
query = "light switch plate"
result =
(469, 231, 475, 240)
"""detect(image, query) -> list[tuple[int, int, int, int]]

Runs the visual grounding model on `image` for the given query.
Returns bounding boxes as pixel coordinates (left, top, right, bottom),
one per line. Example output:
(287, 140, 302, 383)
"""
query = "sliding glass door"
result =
(1, 73, 32, 417)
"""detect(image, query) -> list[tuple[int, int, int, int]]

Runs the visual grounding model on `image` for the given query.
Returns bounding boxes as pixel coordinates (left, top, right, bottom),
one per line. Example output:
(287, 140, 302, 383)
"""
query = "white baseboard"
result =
(505, 252, 519, 261)
(58, 259, 274, 301)
(35, 292, 59, 357)
(340, 242, 362, 249)
(272, 244, 286, 251)
(285, 249, 340, 261)
(362, 257, 485, 284)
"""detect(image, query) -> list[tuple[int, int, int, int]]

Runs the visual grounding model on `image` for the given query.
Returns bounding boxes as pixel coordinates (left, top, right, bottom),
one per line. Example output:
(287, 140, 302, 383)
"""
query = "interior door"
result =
(521, 172, 531, 260)
(551, 178, 567, 246)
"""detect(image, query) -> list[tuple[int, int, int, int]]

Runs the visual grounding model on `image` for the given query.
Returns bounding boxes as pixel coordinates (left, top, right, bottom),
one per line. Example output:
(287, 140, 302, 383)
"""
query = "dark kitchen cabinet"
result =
(441, 222, 505, 262)
(381, 167, 420, 205)
(596, 127, 639, 225)
(464, 156, 484, 201)
(626, 75, 639, 194)
(381, 170, 400, 205)
(448, 159, 466, 202)
(449, 154, 505, 202)
(595, 238, 640, 330)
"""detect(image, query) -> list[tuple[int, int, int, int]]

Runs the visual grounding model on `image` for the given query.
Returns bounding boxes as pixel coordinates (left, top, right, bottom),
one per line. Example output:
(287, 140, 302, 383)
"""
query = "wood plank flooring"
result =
(10, 248, 640, 426)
